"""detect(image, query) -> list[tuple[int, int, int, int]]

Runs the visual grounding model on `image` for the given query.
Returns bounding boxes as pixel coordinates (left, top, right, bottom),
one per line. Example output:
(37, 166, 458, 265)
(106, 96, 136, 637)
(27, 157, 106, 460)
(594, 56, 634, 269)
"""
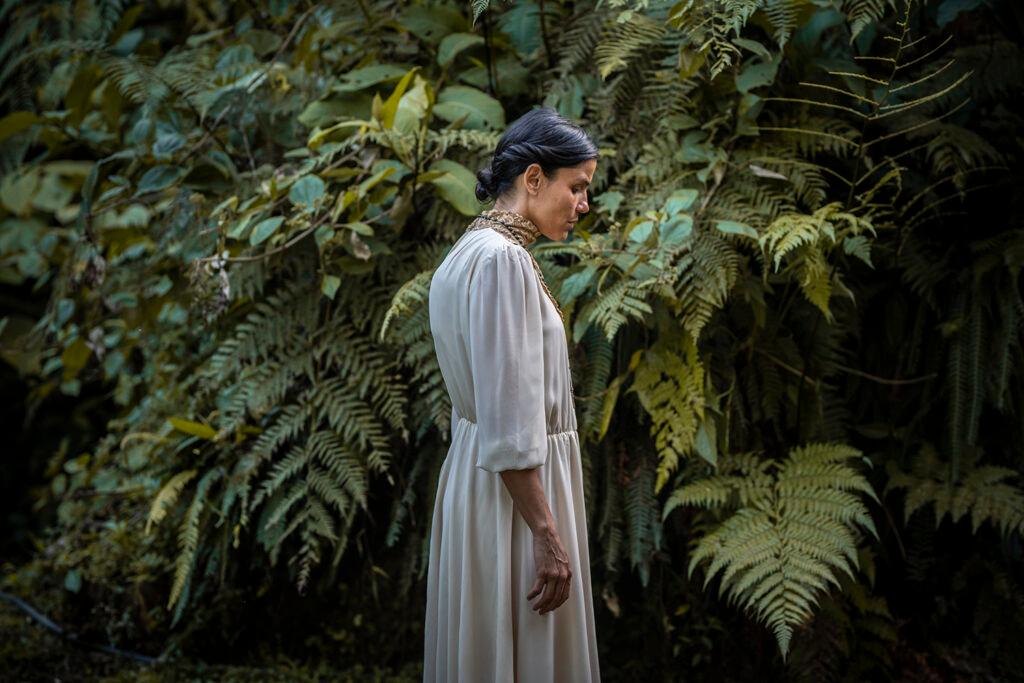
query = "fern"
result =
(627, 334, 707, 492)
(169, 466, 223, 612)
(886, 443, 1024, 538)
(623, 454, 661, 586)
(145, 469, 197, 536)
(664, 442, 879, 659)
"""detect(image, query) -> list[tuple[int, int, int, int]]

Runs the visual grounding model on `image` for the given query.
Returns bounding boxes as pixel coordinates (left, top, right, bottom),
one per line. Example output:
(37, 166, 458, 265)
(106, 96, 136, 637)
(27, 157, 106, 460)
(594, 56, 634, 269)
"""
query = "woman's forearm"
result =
(499, 467, 556, 534)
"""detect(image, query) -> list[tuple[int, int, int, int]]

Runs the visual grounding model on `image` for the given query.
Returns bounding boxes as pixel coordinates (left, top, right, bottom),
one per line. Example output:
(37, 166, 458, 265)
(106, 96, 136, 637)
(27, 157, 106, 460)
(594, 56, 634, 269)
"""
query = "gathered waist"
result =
(452, 410, 577, 439)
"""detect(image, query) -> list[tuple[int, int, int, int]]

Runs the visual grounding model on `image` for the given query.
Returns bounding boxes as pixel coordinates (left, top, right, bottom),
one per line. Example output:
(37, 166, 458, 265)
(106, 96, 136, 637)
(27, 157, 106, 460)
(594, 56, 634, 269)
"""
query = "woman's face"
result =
(518, 159, 596, 241)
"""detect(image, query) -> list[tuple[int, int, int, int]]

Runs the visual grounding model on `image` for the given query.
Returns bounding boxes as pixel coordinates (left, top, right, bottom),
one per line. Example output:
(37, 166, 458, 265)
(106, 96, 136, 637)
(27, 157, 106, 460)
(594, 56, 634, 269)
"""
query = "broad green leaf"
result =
(31, 173, 74, 212)
(496, 1, 541, 55)
(732, 37, 772, 59)
(0, 170, 39, 215)
(662, 214, 693, 243)
(379, 68, 419, 129)
(736, 58, 780, 93)
(393, 76, 431, 135)
(678, 48, 706, 79)
(0, 111, 44, 143)
(628, 220, 654, 243)
(437, 33, 484, 66)
(429, 159, 479, 216)
(694, 418, 717, 466)
(321, 274, 341, 299)
(314, 224, 335, 247)
(212, 195, 238, 216)
(399, 5, 466, 44)
(61, 338, 91, 379)
(227, 213, 253, 239)
(595, 190, 624, 219)
(332, 64, 408, 94)
(308, 120, 367, 150)
(433, 85, 504, 130)
(250, 216, 284, 245)
(289, 174, 325, 209)
(168, 417, 217, 439)
(666, 189, 698, 214)
(135, 165, 184, 195)
(357, 167, 396, 198)
(343, 222, 375, 236)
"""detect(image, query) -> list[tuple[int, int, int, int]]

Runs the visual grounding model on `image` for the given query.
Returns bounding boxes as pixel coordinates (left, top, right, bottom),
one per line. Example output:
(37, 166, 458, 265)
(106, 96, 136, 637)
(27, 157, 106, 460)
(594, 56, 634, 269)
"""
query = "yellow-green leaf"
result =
(429, 159, 479, 215)
(167, 417, 217, 439)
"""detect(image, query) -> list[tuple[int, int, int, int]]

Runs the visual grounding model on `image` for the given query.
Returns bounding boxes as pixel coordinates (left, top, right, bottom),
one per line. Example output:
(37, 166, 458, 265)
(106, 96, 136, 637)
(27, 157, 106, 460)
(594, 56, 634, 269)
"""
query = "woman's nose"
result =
(577, 195, 589, 213)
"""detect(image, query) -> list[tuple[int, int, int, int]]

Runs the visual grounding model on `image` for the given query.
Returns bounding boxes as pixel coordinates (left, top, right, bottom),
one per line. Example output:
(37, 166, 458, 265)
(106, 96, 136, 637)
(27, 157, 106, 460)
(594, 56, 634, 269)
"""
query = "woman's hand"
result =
(498, 467, 573, 614)
(527, 526, 572, 614)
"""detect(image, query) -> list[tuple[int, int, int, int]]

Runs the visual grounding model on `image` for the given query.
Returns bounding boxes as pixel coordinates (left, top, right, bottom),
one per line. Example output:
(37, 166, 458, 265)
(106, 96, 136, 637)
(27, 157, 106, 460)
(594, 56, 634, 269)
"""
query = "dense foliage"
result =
(1, 0, 1022, 680)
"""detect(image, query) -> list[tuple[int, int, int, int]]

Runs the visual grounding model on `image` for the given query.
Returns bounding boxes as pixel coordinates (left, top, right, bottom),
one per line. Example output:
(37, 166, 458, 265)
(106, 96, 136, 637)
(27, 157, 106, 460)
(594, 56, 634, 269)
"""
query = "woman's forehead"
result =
(560, 161, 596, 182)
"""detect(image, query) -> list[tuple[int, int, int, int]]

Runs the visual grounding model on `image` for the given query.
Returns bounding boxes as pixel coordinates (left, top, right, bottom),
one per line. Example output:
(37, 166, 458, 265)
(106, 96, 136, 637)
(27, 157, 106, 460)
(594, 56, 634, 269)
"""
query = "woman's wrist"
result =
(531, 516, 558, 538)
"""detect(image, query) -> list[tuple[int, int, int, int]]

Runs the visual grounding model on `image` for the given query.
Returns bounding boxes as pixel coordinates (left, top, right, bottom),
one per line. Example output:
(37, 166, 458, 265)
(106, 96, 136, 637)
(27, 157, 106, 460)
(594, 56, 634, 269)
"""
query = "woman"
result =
(424, 107, 601, 682)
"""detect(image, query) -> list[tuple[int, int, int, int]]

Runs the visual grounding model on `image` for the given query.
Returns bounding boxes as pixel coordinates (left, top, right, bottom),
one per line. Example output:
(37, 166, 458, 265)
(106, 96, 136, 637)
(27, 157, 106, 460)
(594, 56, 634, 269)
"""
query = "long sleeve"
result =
(467, 244, 548, 473)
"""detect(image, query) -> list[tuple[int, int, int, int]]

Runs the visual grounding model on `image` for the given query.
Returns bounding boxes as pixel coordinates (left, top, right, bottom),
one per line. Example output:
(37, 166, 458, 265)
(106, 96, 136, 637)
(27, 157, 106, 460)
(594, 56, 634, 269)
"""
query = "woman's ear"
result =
(523, 163, 544, 196)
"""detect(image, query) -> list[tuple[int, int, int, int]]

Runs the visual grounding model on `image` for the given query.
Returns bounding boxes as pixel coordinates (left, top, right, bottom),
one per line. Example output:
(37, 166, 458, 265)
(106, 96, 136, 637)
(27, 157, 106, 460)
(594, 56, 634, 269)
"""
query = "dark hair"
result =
(475, 107, 599, 203)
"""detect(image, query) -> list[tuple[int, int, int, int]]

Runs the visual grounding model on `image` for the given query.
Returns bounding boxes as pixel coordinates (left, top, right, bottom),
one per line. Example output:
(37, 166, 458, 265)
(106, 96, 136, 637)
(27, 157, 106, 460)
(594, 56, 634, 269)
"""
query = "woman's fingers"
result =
(535, 577, 559, 613)
(526, 576, 545, 602)
(557, 572, 571, 607)
(532, 568, 572, 613)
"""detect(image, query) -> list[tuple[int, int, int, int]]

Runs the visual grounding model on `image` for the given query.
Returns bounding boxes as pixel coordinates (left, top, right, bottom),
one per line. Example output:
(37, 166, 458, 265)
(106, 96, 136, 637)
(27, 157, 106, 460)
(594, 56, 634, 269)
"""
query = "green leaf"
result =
(399, 5, 467, 45)
(61, 338, 91, 379)
(168, 417, 217, 439)
(732, 37, 772, 60)
(249, 216, 285, 245)
(64, 569, 81, 593)
(666, 189, 698, 214)
(429, 159, 480, 216)
(289, 174, 326, 209)
(662, 214, 693, 244)
(433, 85, 504, 130)
(0, 170, 39, 215)
(321, 274, 341, 299)
(343, 222, 375, 236)
(736, 58, 780, 94)
(393, 76, 431, 135)
(437, 33, 484, 66)
(135, 165, 184, 196)
(314, 224, 335, 247)
(715, 220, 758, 240)
(379, 68, 420, 129)
(31, 173, 74, 212)
(0, 111, 44, 143)
(694, 418, 717, 466)
(332, 64, 408, 94)
(629, 220, 654, 243)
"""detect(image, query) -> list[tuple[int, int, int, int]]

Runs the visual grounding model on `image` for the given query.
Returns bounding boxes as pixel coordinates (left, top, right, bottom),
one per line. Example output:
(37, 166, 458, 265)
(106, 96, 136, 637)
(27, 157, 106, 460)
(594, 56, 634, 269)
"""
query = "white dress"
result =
(424, 223, 601, 682)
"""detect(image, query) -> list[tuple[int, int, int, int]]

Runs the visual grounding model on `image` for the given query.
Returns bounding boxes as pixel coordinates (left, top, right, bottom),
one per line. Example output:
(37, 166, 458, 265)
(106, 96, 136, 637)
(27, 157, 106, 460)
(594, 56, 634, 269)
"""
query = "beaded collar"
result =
(466, 208, 564, 322)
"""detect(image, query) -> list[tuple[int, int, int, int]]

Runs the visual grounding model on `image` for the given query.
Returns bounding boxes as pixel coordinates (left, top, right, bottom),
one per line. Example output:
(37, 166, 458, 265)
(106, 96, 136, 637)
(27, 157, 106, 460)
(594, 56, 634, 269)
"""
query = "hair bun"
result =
(475, 165, 496, 202)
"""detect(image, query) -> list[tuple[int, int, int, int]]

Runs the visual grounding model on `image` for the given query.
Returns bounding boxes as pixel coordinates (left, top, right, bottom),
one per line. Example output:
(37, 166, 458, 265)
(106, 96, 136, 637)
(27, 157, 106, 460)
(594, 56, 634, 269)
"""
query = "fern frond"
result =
(666, 441, 878, 660)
